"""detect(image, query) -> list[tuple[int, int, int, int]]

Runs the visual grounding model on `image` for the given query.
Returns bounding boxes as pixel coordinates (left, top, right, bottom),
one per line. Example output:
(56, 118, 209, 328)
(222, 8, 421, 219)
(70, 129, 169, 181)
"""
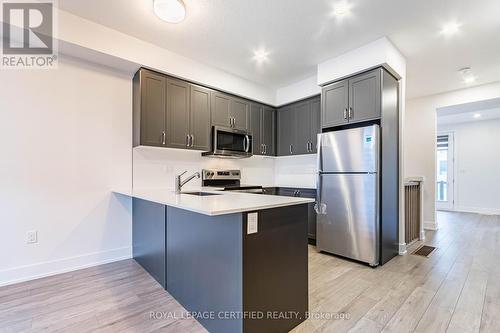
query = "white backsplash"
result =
(133, 146, 276, 189)
(274, 155, 317, 189)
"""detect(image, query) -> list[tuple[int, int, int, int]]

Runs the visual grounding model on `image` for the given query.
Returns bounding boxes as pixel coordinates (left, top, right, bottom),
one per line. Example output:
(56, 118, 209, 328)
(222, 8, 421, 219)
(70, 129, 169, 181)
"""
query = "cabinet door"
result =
(190, 84, 211, 151)
(230, 98, 249, 130)
(249, 103, 263, 155)
(211, 92, 231, 127)
(322, 79, 348, 128)
(166, 78, 190, 149)
(277, 107, 294, 156)
(348, 69, 381, 123)
(293, 101, 311, 155)
(309, 97, 321, 154)
(262, 106, 276, 156)
(140, 70, 167, 147)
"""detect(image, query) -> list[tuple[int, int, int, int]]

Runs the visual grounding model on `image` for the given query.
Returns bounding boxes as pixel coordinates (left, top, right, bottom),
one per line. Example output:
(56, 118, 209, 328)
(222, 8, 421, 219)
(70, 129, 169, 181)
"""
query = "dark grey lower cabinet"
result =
(243, 205, 308, 333)
(263, 187, 317, 240)
(132, 199, 166, 288)
(132, 199, 309, 333)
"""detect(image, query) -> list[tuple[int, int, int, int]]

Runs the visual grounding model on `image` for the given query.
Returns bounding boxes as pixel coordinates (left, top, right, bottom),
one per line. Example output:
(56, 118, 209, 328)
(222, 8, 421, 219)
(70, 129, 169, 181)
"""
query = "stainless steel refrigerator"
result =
(315, 125, 380, 266)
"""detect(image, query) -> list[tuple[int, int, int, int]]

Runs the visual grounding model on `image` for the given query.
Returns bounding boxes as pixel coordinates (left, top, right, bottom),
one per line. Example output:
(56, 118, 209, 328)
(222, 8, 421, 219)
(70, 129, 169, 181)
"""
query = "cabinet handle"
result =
(190, 135, 194, 147)
(186, 134, 190, 147)
(348, 107, 353, 119)
(260, 144, 264, 154)
(344, 108, 348, 120)
(264, 144, 267, 155)
(289, 144, 293, 155)
(162, 131, 166, 145)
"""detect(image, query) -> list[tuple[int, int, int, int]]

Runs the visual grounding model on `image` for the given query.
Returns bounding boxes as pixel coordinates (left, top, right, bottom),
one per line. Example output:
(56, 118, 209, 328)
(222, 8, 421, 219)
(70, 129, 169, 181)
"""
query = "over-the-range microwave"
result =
(202, 126, 253, 158)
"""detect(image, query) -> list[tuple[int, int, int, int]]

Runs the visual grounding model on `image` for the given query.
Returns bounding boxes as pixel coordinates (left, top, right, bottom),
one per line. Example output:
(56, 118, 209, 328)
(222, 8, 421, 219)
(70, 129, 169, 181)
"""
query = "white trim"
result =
(424, 221, 438, 230)
(398, 243, 407, 255)
(452, 206, 500, 216)
(420, 229, 426, 240)
(0, 247, 132, 287)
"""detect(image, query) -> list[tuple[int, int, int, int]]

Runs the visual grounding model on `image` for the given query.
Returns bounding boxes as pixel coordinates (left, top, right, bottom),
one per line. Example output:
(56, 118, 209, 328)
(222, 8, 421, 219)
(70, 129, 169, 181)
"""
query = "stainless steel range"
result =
(202, 169, 263, 194)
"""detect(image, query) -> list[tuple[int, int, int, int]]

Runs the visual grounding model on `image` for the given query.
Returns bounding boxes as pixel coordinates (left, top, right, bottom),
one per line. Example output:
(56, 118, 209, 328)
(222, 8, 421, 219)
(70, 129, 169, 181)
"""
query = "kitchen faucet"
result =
(175, 171, 201, 193)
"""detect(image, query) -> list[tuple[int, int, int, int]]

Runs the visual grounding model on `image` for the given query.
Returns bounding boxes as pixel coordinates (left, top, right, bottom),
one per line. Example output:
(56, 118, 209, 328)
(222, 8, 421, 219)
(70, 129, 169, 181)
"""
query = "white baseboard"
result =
(424, 221, 438, 230)
(398, 243, 407, 255)
(452, 206, 500, 216)
(0, 246, 132, 287)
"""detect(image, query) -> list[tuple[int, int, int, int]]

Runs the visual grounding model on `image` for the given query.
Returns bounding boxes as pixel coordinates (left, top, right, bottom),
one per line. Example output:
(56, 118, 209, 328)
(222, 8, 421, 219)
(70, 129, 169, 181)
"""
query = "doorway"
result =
(436, 132, 454, 210)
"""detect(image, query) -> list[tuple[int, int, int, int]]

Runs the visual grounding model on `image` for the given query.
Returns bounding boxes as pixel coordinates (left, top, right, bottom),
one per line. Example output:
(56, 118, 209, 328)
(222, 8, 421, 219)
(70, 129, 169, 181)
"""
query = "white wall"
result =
(133, 147, 276, 189)
(0, 56, 133, 286)
(275, 75, 321, 106)
(438, 118, 500, 214)
(53, 9, 276, 105)
(404, 81, 500, 228)
(317, 37, 405, 85)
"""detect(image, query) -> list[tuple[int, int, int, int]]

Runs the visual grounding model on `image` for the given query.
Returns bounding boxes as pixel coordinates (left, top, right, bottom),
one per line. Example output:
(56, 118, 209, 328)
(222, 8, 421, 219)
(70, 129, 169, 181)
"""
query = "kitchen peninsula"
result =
(115, 188, 314, 333)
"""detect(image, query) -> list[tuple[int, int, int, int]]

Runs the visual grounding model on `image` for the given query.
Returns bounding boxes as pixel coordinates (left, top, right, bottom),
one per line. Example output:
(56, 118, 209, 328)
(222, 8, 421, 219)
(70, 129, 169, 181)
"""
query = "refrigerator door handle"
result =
(314, 174, 326, 214)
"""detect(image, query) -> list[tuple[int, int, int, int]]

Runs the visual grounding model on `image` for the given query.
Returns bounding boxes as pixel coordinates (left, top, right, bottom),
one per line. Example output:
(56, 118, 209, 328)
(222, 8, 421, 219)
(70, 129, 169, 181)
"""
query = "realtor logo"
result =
(1, 0, 58, 68)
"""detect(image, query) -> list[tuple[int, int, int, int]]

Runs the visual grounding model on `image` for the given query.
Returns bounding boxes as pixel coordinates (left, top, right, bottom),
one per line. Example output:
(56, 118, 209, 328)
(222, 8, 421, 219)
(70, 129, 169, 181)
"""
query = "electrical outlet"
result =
(27, 230, 38, 244)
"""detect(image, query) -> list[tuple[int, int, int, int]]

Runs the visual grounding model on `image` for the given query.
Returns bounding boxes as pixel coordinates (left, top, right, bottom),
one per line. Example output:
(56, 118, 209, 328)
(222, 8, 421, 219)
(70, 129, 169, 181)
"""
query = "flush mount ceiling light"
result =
(458, 67, 476, 84)
(253, 49, 269, 64)
(153, 0, 186, 23)
(440, 21, 462, 36)
(332, 1, 353, 18)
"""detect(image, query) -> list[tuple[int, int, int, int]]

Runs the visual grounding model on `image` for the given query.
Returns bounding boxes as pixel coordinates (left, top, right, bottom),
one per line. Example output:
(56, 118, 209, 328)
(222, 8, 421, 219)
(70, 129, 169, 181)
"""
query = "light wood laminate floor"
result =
(1, 211, 499, 333)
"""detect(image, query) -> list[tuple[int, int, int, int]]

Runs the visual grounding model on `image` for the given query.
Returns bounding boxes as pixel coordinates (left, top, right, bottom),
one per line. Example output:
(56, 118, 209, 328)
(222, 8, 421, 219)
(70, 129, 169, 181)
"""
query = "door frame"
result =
(436, 131, 455, 211)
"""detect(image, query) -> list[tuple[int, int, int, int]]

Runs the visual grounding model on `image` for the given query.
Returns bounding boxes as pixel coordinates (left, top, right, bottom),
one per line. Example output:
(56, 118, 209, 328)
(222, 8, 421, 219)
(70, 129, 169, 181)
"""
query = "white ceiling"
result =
(58, 0, 500, 99)
(437, 97, 500, 125)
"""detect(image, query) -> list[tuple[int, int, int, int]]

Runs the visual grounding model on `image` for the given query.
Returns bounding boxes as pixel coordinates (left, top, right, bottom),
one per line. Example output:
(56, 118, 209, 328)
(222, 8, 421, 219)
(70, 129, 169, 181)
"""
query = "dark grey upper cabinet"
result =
(249, 103, 263, 154)
(135, 70, 167, 147)
(166, 78, 190, 149)
(262, 106, 276, 156)
(211, 92, 232, 128)
(211, 92, 248, 130)
(278, 106, 293, 156)
(277, 96, 320, 156)
(294, 101, 311, 155)
(230, 98, 249, 130)
(348, 69, 381, 123)
(321, 68, 383, 128)
(134, 68, 266, 152)
(322, 79, 348, 128)
(250, 104, 276, 156)
(190, 84, 212, 151)
(309, 97, 321, 154)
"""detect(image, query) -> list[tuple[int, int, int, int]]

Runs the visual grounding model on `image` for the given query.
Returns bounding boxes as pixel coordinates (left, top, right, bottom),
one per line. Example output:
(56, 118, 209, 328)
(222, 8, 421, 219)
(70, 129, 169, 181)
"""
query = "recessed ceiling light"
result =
(473, 113, 481, 119)
(253, 49, 269, 64)
(458, 67, 476, 84)
(463, 75, 476, 84)
(440, 21, 462, 36)
(332, 1, 353, 18)
(153, 0, 186, 23)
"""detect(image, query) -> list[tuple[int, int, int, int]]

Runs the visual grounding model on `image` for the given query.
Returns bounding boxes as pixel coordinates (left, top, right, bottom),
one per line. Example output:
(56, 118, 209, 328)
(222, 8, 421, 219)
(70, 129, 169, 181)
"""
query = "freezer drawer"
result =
(316, 173, 379, 265)
(317, 125, 379, 173)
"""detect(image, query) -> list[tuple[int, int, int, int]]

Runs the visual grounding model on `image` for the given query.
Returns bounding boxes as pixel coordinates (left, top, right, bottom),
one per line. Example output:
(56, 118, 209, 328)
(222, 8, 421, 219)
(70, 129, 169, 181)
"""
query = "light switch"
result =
(247, 213, 258, 234)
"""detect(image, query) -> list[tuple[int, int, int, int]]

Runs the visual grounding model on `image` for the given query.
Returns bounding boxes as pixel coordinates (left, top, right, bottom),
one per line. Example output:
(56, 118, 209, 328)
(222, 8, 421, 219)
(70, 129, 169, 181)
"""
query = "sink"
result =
(181, 191, 222, 196)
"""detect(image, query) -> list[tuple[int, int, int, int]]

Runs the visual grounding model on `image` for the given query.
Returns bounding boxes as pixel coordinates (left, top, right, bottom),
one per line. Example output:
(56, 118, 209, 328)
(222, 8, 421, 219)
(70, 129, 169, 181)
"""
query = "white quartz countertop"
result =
(113, 188, 314, 216)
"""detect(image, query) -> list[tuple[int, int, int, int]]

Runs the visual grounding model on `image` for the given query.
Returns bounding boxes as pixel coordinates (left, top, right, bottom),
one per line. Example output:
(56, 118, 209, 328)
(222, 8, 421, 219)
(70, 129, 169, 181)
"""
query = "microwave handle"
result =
(244, 135, 250, 153)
